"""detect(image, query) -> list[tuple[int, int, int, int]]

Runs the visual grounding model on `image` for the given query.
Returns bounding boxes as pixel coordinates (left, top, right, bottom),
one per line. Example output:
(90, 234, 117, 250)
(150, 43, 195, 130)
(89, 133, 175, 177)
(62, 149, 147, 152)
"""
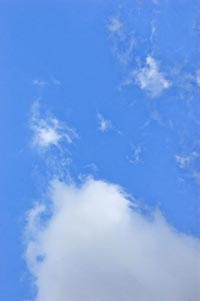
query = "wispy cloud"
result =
(32, 80, 48, 88)
(51, 77, 62, 87)
(196, 70, 200, 87)
(175, 152, 198, 169)
(107, 16, 135, 65)
(97, 113, 112, 132)
(31, 101, 78, 151)
(32, 78, 62, 88)
(25, 178, 200, 301)
(127, 145, 142, 164)
(175, 155, 192, 169)
(131, 56, 171, 97)
(107, 16, 123, 35)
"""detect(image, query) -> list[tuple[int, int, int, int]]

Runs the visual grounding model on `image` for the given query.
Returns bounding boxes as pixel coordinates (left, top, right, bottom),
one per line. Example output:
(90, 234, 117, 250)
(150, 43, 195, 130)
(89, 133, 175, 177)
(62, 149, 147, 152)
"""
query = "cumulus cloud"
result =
(132, 56, 171, 97)
(31, 101, 78, 151)
(25, 178, 200, 301)
(97, 113, 112, 132)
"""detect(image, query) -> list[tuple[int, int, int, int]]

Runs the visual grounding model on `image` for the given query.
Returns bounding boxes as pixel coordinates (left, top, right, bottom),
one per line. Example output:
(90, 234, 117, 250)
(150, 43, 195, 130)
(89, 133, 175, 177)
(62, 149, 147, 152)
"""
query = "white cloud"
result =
(132, 145, 142, 162)
(192, 171, 200, 185)
(107, 16, 135, 65)
(118, 35, 135, 65)
(132, 56, 171, 97)
(25, 178, 200, 301)
(31, 102, 78, 151)
(175, 152, 198, 169)
(97, 113, 112, 132)
(107, 16, 123, 35)
(175, 155, 192, 169)
(32, 78, 62, 87)
(127, 145, 142, 164)
(32, 80, 48, 87)
(196, 70, 200, 87)
(51, 77, 62, 87)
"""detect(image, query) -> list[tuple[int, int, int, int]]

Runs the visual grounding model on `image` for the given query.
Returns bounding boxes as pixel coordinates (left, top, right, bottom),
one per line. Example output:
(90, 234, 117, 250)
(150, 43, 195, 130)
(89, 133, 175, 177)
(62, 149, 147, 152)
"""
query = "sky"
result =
(0, 0, 200, 300)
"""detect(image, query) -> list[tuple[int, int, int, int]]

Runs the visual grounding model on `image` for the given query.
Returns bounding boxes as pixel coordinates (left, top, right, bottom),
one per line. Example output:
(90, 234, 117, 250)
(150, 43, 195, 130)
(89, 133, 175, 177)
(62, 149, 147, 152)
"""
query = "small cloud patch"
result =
(32, 80, 48, 88)
(175, 152, 199, 169)
(196, 70, 200, 87)
(107, 16, 135, 65)
(31, 101, 78, 151)
(107, 16, 124, 35)
(97, 113, 112, 132)
(127, 145, 142, 164)
(131, 56, 171, 97)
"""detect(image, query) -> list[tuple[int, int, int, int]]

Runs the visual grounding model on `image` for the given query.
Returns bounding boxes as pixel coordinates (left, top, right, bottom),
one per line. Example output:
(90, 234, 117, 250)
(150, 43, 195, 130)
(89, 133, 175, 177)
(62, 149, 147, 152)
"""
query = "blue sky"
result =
(0, 1, 200, 300)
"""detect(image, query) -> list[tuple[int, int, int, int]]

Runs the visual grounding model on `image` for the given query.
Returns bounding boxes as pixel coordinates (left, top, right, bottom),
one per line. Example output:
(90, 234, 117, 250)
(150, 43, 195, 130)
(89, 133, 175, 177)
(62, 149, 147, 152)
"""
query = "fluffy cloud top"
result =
(25, 178, 200, 301)
(133, 56, 171, 97)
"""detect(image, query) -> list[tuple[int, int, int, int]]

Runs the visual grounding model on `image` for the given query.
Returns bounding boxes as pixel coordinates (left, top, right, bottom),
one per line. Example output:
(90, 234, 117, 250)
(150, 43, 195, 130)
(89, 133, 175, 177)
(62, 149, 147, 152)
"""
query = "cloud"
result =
(196, 70, 200, 87)
(127, 145, 142, 164)
(107, 16, 135, 65)
(175, 155, 192, 169)
(31, 101, 78, 151)
(25, 178, 200, 301)
(192, 171, 200, 185)
(32, 80, 48, 88)
(107, 16, 123, 35)
(131, 56, 171, 97)
(175, 152, 198, 169)
(32, 78, 62, 87)
(51, 78, 62, 87)
(97, 113, 112, 132)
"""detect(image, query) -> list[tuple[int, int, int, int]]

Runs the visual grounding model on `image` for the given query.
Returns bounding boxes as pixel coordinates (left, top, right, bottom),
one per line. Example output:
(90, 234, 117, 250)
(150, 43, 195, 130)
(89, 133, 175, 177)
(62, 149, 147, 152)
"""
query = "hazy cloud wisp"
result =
(107, 16, 135, 65)
(31, 102, 78, 151)
(97, 113, 112, 132)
